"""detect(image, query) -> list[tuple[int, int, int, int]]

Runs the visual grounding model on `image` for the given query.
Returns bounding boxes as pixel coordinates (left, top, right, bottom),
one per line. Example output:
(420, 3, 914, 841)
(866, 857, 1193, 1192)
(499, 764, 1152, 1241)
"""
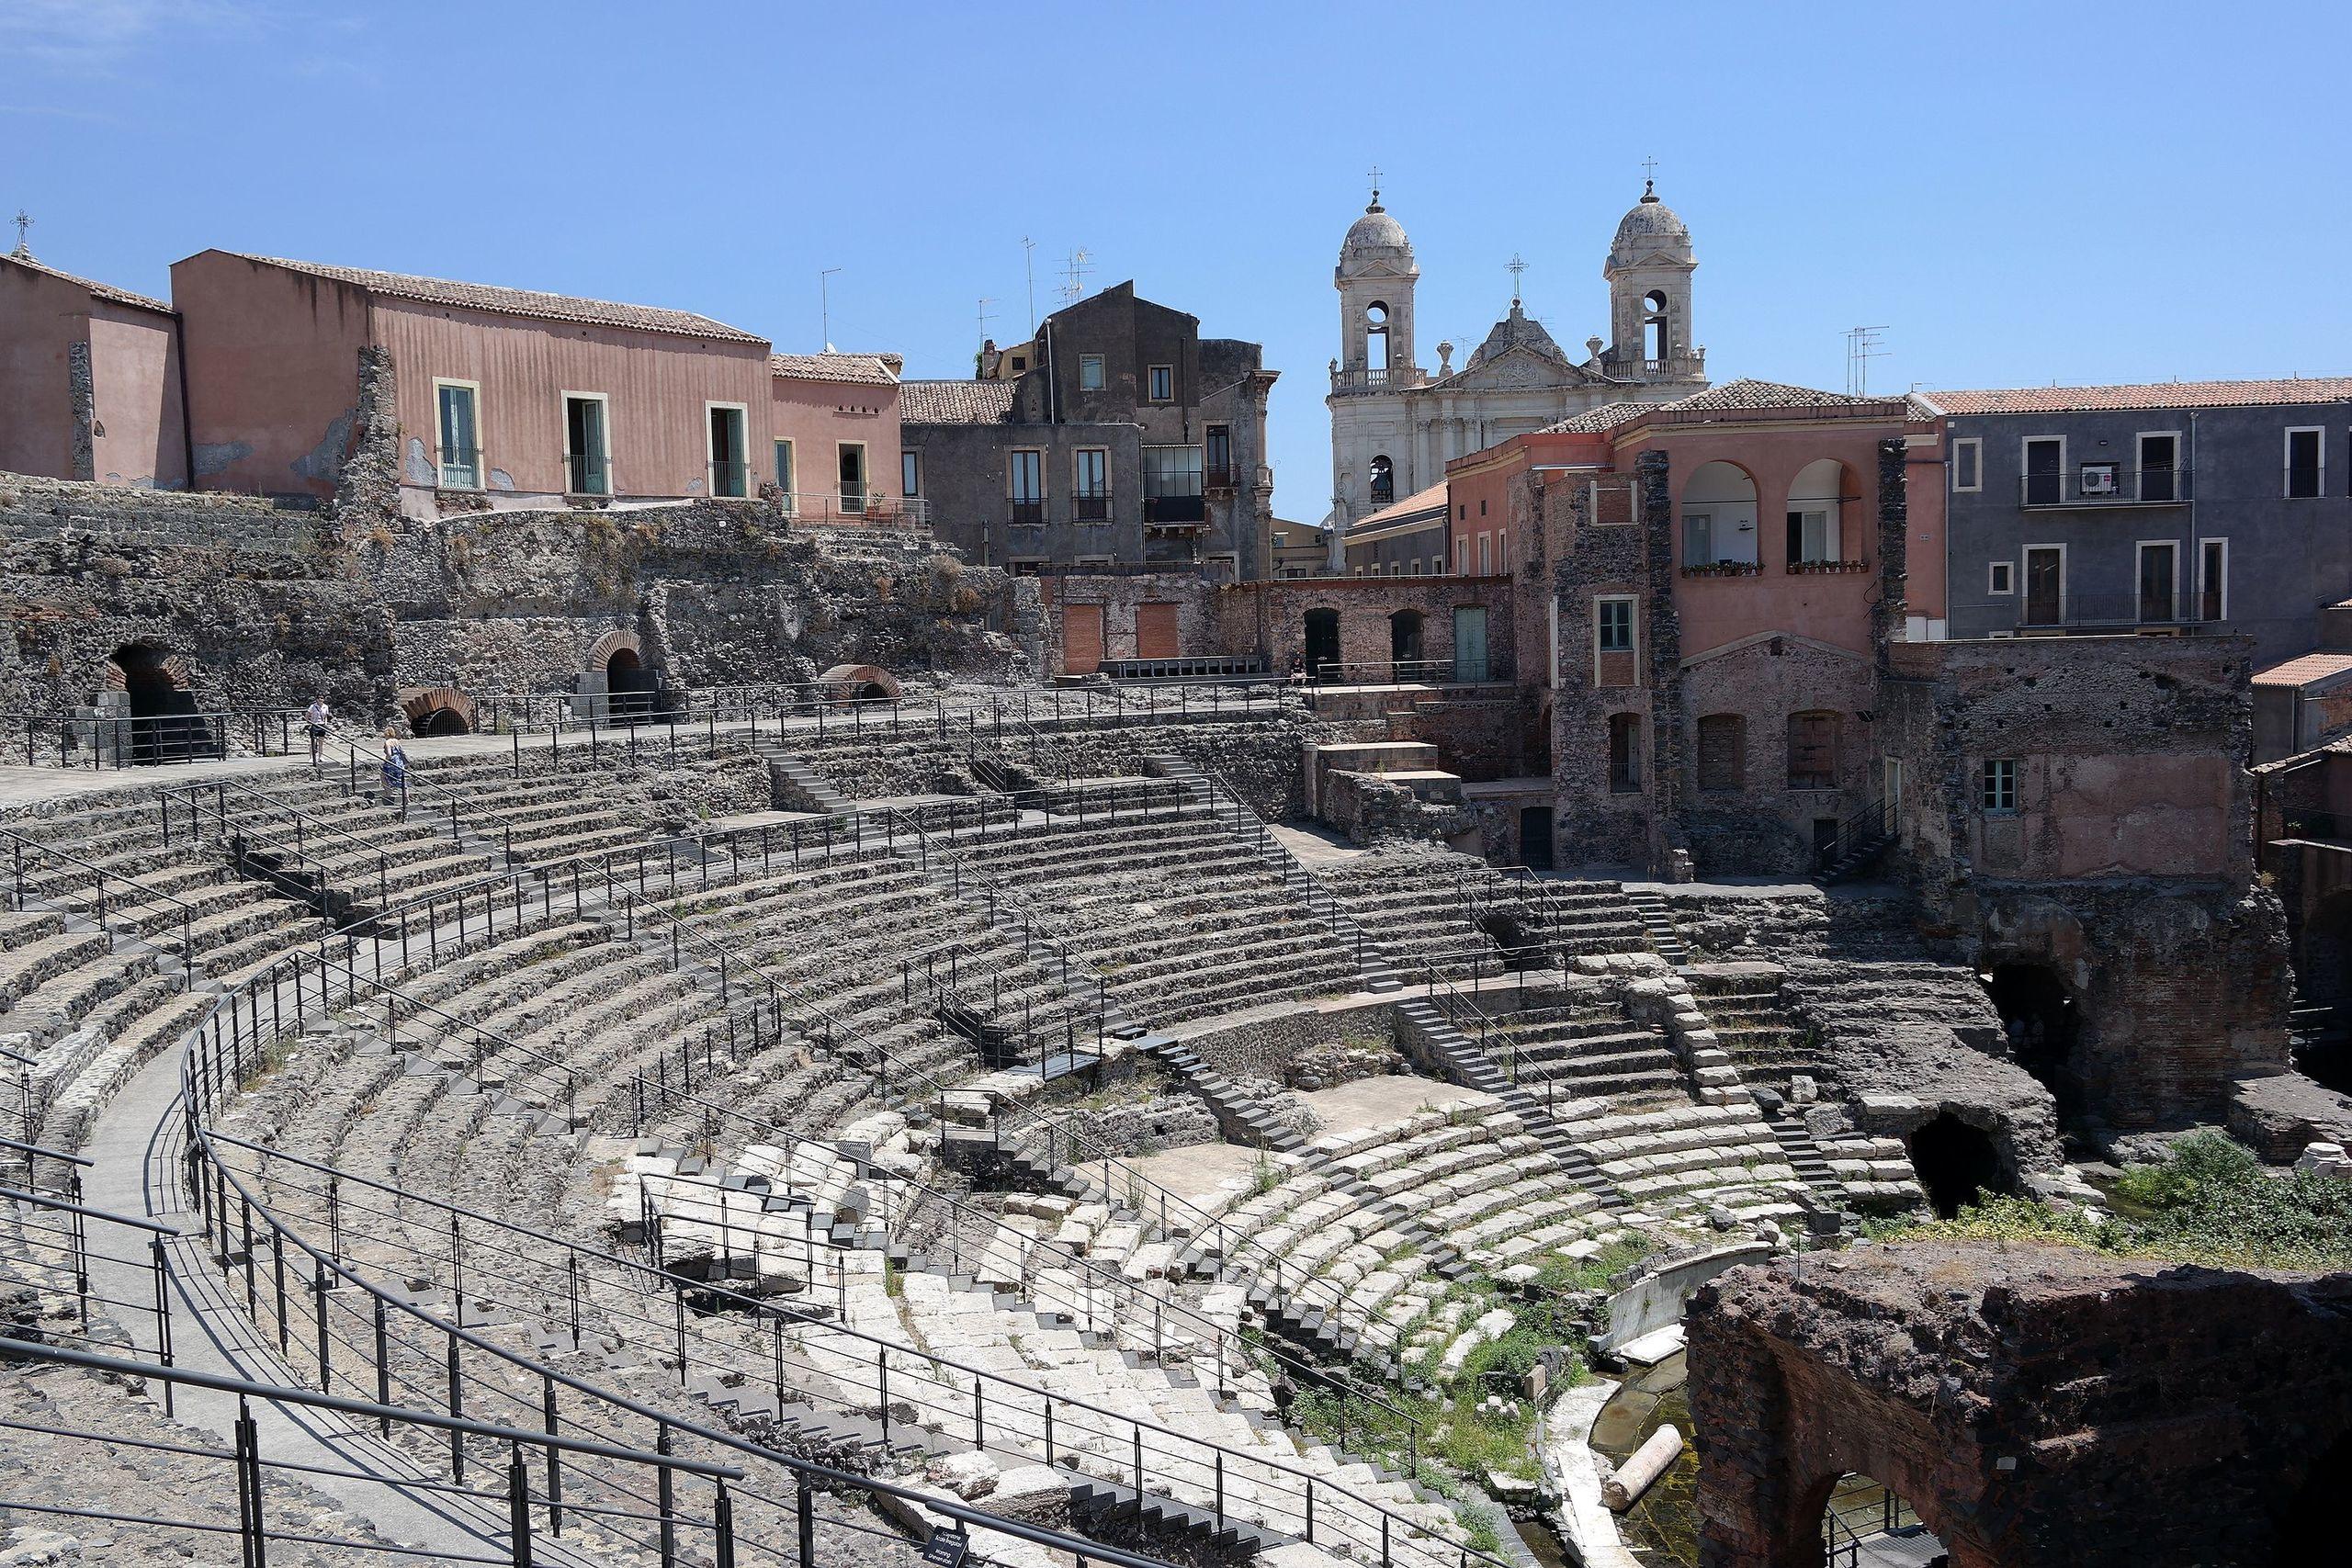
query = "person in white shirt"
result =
(304, 698, 331, 765)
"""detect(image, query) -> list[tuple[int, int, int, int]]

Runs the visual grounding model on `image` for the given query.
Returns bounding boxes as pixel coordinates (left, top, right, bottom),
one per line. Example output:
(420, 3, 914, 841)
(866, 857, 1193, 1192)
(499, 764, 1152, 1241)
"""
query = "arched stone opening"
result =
(2274, 1427, 2352, 1563)
(1303, 608, 1341, 679)
(1988, 961, 2085, 1125)
(1906, 1112, 2010, 1219)
(1368, 455, 1395, 506)
(1786, 457, 1854, 567)
(107, 642, 206, 764)
(1681, 459, 1758, 567)
(401, 686, 477, 738)
(816, 664, 904, 705)
(605, 646, 659, 722)
(110, 643, 182, 720)
(1388, 607, 1425, 677)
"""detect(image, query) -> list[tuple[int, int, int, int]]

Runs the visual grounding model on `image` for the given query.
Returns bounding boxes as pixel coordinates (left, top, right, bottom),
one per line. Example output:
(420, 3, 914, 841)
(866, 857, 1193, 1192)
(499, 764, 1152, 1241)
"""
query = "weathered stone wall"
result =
(1178, 997, 1398, 1087)
(1544, 457, 1667, 869)
(1679, 633, 1878, 877)
(1686, 1242, 2352, 1568)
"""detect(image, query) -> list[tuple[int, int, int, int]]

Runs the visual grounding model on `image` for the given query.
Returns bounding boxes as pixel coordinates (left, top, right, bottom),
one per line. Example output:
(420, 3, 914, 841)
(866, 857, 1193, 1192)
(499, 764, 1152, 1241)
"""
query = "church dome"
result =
(1464, 299, 1567, 370)
(1340, 197, 1412, 266)
(1608, 181, 1692, 268)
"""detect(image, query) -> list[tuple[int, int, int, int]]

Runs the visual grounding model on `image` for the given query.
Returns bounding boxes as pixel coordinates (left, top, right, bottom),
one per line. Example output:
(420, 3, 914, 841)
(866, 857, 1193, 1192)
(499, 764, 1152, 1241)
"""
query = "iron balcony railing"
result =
(2014, 592, 2220, 631)
(1142, 493, 1207, 526)
(563, 449, 611, 496)
(1074, 493, 1112, 522)
(708, 457, 752, 498)
(2018, 465, 2192, 507)
(1009, 499, 1046, 525)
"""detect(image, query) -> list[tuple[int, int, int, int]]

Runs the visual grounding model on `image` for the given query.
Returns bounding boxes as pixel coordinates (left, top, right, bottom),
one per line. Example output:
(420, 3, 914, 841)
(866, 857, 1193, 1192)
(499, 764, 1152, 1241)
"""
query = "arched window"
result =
(1682, 461, 1758, 566)
(1365, 301, 1390, 375)
(1369, 455, 1395, 505)
(1787, 458, 1848, 566)
(1642, 289, 1668, 363)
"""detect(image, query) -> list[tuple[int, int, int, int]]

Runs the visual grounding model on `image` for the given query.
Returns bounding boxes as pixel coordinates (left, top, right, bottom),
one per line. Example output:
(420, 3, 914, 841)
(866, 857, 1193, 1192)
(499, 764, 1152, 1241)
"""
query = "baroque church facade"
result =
(1325, 182, 1709, 555)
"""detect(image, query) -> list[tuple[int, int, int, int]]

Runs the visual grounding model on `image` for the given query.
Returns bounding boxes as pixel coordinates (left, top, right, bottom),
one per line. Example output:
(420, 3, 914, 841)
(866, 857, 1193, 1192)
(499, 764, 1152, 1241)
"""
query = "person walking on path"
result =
(379, 727, 409, 820)
(304, 696, 331, 765)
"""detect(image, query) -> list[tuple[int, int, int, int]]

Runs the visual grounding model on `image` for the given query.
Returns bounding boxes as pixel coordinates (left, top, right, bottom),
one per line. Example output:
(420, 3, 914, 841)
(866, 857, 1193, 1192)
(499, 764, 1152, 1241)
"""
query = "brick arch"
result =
(101, 644, 192, 694)
(400, 685, 478, 736)
(584, 627, 641, 669)
(816, 663, 902, 702)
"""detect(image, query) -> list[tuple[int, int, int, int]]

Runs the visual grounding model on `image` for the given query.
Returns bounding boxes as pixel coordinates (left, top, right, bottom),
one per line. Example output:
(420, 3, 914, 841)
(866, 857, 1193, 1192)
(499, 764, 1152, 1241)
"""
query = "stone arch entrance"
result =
(1987, 962, 2084, 1126)
(816, 664, 903, 705)
(401, 686, 477, 737)
(1905, 1112, 2010, 1218)
(1303, 608, 1340, 679)
(106, 642, 207, 764)
(1821, 1473, 1942, 1567)
(587, 627, 661, 723)
(1388, 608, 1425, 679)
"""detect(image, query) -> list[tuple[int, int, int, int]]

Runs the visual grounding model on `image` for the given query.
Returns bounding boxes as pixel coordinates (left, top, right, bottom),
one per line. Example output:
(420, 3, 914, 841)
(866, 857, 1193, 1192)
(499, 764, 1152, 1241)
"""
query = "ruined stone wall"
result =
(1678, 634, 1878, 877)
(1382, 695, 1532, 782)
(1545, 457, 1667, 869)
(1687, 1243, 2352, 1568)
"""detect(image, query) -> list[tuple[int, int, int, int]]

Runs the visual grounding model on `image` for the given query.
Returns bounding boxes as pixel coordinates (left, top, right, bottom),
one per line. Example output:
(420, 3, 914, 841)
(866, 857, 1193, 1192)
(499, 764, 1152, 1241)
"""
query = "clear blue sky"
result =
(7, 0, 2347, 523)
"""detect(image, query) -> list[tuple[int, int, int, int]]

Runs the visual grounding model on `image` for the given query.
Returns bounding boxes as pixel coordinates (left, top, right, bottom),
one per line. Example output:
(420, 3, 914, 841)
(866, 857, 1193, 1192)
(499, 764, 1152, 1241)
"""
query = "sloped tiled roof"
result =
(1916, 377, 2352, 416)
(1540, 401, 1654, 434)
(2, 251, 172, 315)
(769, 352, 898, 386)
(1657, 378, 1881, 412)
(227, 253, 764, 343)
(1352, 480, 1450, 531)
(899, 379, 1017, 424)
(2253, 651, 2352, 690)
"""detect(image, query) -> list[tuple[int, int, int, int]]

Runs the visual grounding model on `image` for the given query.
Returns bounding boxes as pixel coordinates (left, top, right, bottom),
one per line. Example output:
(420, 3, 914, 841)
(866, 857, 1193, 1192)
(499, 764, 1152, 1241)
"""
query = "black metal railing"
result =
(2018, 465, 2191, 508)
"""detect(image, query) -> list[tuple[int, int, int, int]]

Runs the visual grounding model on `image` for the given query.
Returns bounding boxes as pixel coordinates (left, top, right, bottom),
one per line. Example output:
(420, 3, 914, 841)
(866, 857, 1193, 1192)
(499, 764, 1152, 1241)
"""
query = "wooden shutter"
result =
(1696, 716, 1743, 792)
(1136, 603, 1181, 660)
(1787, 712, 1837, 788)
(1062, 604, 1103, 675)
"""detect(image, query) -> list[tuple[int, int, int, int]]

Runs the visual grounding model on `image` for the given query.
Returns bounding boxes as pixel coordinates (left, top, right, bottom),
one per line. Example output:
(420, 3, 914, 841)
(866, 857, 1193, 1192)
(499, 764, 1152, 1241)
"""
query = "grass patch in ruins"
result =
(1866, 1132, 2352, 1273)
(1532, 1235, 1656, 1295)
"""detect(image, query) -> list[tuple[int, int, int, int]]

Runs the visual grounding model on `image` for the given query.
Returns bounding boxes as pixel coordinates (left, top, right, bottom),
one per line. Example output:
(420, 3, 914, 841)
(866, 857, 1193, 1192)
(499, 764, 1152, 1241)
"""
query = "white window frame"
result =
(1431, 554, 1444, 576)
(834, 439, 870, 513)
(1595, 594, 1636, 660)
(1079, 353, 1105, 391)
(2135, 538, 2180, 623)
(2286, 426, 2325, 499)
(1951, 436, 1982, 493)
(704, 400, 751, 498)
(1478, 533, 1492, 576)
(773, 438, 796, 511)
(1454, 538, 1469, 575)
(2021, 434, 2066, 504)
(433, 378, 483, 491)
(1147, 364, 1174, 402)
(1987, 559, 2015, 595)
(2198, 536, 2230, 623)
(1008, 448, 1046, 504)
(1981, 758, 2019, 814)
(2135, 430, 2181, 500)
(2023, 542, 2067, 624)
(560, 389, 611, 496)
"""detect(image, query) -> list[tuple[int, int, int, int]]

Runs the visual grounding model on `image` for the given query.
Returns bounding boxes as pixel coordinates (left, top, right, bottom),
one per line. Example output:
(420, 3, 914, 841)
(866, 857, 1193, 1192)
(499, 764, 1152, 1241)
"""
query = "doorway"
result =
(1989, 963, 2084, 1125)
(2023, 546, 2064, 627)
(606, 646, 657, 722)
(564, 395, 609, 495)
(113, 644, 206, 764)
(1303, 609, 1341, 680)
(1389, 608, 1426, 680)
(838, 443, 867, 513)
(1453, 605, 1489, 682)
(2024, 436, 2063, 507)
(1906, 1112, 2008, 1218)
(1521, 807, 1555, 871)
(707, 405, 748, 497)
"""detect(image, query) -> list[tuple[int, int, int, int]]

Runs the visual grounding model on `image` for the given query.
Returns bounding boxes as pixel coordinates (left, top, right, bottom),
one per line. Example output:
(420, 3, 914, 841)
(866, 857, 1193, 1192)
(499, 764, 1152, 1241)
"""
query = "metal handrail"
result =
(1, 825, 200, 987)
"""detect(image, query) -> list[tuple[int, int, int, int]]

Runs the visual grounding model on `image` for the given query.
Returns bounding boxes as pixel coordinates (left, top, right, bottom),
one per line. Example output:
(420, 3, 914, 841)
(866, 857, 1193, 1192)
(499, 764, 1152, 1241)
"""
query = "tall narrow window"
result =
(1951, 438, 1982, 492)
(1365, 302, 1389, 378)
(1696, 714, 1745, 793)
(1369, 455, 1394, 505)
(2023, 436, 2064, 506)
(1205, 424, 1232, 486)
(2023, 546, 2064, 626)
(2199, 538, 2228, 623)
(1684, 511, 1713, 565)
(1608, 713, 1642, 792)
(435, 382, 480, 490)
(1981, 758, 2019, 812)
(1148, 364, 1174, 402)
(837, 443, 867, 513)
(1010, 449, 1044, 523)
(2288, 428, 2324, 498)
(773, 440, 795, 509)
(2137, 541, 2177, 624)
(1641, 290, 1668, 363)
(707, 405, 748, 497)
(1079, 354, 1105, 391)
(563, 394, 607, 496)
(1073, 448, 1109, 522)
(901, 450, 922, 498)
(2137, 433, 2178, 502)
(1597, 597, 1634, 654)
(1478, 534, 1492, 576)
(1786, 711, 1838, 789)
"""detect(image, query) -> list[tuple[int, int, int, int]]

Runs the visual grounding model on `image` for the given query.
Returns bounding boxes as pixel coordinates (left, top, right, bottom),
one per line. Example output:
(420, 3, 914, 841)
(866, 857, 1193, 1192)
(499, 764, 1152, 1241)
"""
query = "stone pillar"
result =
(1637, 448, 1687, 872)
(1873, 436, 1908, 658)
(67, 341, 96, 482)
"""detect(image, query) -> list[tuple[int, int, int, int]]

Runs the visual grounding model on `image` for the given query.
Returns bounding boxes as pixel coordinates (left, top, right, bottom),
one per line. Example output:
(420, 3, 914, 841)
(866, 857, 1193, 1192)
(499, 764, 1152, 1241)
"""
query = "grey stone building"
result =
(1924, 377, 2352, 662)
(899, 282, 1277, 578)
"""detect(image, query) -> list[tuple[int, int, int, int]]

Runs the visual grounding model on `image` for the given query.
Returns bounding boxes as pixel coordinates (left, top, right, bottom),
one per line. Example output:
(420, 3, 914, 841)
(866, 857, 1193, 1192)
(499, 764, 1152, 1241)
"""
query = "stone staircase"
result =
(1395, 996, 1623, 1204)
(1622, 887, 1690, 967)
(1141, 1036, 1304, 1153)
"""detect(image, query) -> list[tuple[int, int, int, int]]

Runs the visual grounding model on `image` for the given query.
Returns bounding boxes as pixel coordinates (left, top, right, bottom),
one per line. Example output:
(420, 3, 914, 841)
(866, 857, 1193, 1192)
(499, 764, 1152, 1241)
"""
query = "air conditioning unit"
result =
(2079, 463, 2120, 496)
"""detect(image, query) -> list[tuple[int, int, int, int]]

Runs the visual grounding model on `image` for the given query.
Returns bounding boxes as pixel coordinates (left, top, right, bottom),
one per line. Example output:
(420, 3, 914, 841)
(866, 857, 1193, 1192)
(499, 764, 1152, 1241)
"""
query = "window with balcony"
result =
(1981, 758, 2019, 813)
(1080, 354, 1105, 391)
(2137, 540, 2177, 624)
(1148, 364, 1174, 402)
(837, 442, 867, 513)
(2023, 545, 2065, 626)
(2200, 538, 2228, 623)
(2288, 427, 2324, 499)
(706, 404, 749, 497)
(562, 393, 608, 496)
(1787, 711, 1839, 790)
(1786, 458, 1846, 566)
(1142, 445, 1204, 524)
(2023, 436, 2064, 507)
(1205, 424, 1232, 487)
(1010, 448, 1044, 524)
(1073, 447, 1109, 522)
(2137, 433, 2179, 502)
(1682, 461, 1758, 570)
(1951, 438, 1982, 492)
(435, 381, 481, 490)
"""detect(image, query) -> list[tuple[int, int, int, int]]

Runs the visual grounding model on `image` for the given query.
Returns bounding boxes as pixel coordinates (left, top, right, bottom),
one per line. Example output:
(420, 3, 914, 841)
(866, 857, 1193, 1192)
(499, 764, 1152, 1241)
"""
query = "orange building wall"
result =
(1903, 423, 1951, 627)
(0, 263, 85, 479)
(87, 305, 186, 489)
(173, 250, 368, 499)
(769, 373, 901, 508)
(369, 301, 771, 501)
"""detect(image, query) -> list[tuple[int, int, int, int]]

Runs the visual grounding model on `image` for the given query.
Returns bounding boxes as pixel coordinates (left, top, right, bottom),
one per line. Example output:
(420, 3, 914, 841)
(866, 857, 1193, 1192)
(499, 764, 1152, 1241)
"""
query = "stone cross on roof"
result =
(9, 210, 29, 259)
(1507, 253, 1526, 305)
(1641, 154, 1658, 183)
(1367, 165, 1382, 206)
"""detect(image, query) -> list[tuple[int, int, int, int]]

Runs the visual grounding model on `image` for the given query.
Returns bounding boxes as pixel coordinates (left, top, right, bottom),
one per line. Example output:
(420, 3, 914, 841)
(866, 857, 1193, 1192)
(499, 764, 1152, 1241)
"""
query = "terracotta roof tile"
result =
(1657, 378, 1881, 412)
(899, 380, 1017, 423)
(2253, 651, 2352, 690)
(230, 253, 764, 343)
(768, 352, 898, 386)
(1539, 401, 1653, 434)
(2, 252, 172, 315)
(1918, 378, 2352, 416)
(1353, 480, 1449, 530)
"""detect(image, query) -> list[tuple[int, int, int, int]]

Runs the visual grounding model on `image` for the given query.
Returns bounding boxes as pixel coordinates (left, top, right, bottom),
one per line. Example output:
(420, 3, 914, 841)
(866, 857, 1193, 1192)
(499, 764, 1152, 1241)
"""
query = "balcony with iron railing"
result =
(780, 491, 928, 526)
(707, 457, 751, 498)
(1009, 498, 1046, 525)
(564, 448, 611, 496)
(2014, 591, 2221, 633)
(1074, 492, 1111, 523)
(2018, 465, 2192, 508)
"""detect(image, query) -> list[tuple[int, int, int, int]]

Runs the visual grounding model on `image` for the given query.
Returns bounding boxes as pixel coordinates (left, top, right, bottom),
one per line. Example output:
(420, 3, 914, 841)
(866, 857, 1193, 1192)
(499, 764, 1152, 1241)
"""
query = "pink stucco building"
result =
(0, 250, 187, 489)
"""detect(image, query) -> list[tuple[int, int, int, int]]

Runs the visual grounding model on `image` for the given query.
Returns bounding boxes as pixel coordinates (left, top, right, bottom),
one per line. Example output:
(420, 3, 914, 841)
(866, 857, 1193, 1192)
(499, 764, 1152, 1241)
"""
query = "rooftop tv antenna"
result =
(9, 210, 30, 259)
(820, 267, 843, 350)
(1845, 325, 1889, 396)
(1057, 247, 1094, 308)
